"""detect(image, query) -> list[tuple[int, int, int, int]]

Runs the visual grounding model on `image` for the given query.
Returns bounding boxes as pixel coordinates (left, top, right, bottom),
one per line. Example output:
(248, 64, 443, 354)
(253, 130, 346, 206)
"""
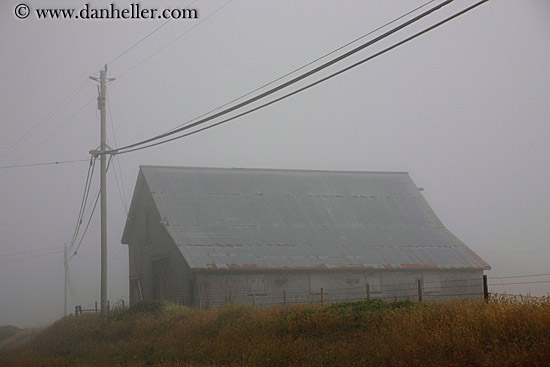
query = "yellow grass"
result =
(1, 296, 550, 367)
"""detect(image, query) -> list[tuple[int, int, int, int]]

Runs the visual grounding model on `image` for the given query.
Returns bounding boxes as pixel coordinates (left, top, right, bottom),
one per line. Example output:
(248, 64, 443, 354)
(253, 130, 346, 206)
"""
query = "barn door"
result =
(152, 258, 169, 301)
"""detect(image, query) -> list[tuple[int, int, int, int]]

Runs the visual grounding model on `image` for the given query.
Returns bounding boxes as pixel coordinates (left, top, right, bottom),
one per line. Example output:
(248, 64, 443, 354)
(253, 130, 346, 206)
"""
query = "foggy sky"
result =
(1, 0, 549, 327)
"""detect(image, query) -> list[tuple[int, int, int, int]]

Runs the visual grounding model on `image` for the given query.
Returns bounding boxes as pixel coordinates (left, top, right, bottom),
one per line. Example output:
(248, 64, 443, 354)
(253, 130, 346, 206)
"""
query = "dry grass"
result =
(1, 296, 550, 367)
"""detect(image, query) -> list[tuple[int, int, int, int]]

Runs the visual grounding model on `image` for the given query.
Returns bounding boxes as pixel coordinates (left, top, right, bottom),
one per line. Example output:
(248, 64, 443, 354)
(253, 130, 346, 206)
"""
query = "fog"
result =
(1, 0, 549, 327)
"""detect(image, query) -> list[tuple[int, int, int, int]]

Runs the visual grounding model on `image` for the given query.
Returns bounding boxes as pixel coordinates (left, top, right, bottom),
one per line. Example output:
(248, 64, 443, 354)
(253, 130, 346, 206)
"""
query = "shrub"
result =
(326, 298, 416, 313)
(126, 301, 164, 316)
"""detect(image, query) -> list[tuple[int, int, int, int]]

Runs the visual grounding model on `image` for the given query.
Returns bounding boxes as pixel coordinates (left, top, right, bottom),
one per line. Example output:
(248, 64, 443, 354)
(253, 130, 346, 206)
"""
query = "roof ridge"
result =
(139, 165, 409, 175)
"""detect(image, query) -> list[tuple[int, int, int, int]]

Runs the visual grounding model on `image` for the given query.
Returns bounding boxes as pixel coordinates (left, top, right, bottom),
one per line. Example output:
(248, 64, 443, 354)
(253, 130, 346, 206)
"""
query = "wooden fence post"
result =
(366, 283, 371, 301)
(95, 301, 98, 313)
(417, 279, 423, 303)
(320, 288, 324, 306)
(252, 293, 256, 307)
(122, 299, 125, 309)
(283, 289, 286, 306)
(483, 274, 489, 301)
(75, 305, 78, 315)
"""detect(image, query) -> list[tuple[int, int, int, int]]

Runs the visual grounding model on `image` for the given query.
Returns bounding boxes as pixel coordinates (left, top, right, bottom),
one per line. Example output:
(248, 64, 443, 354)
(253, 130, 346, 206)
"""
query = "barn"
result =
(121, 166, 490, 308)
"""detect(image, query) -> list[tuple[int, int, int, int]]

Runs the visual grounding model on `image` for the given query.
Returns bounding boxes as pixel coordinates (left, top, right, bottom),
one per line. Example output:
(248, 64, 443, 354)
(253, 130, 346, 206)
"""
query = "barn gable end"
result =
(122, 170, 195, 306)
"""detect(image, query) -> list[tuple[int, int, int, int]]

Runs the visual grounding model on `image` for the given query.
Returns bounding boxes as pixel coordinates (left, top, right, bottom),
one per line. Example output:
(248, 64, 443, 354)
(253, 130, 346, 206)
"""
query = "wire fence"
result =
(190, 275, 490, 310)
(194, 273, 550, 310)
(196, 288, 487, 310)
(75, 272, 550, 314)
(74, 299, 127, 315)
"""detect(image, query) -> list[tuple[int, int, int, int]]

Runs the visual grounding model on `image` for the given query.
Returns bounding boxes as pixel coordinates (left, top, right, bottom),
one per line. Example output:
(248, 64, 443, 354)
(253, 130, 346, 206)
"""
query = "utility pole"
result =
(64, 243, 68, 317)
(90, 65, 115, 313)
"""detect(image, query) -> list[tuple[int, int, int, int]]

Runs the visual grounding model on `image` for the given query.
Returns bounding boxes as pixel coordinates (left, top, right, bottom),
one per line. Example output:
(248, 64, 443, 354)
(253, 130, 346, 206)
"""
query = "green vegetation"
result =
(1, 297, 550, 366)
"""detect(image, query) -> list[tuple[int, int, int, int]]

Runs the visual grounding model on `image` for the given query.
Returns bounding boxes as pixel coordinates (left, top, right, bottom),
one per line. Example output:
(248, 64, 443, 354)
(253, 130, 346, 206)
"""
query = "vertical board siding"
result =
(127, 187, 193, 306)
(195, 270, 485, 308)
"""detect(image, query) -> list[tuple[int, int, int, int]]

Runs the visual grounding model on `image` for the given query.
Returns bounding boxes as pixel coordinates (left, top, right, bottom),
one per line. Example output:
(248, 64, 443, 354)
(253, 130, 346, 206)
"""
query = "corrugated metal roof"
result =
(134, 166, 490, 271)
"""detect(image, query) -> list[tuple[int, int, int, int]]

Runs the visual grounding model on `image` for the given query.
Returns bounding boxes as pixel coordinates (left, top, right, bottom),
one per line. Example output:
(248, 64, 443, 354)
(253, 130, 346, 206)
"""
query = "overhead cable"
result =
(114, 0, 489, 155)
(0, 247, 64, 257)
(106, 0, 198, 66)
(116, 0, 234, 79)
(0, 96, 96, 179)
(107, 93, 129, 214)
(164, 0, 441, 135)
(0, 78, 90, 163)
(68, 157, 97, 254)
(0, 159, 90, 169)
(68, 156, 114, 260)
(110, 0, 459, 154)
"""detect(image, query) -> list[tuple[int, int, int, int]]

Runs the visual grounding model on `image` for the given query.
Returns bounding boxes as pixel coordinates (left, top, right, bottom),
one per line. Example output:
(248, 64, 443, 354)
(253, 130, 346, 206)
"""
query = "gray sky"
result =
(1, 0, 549, 327)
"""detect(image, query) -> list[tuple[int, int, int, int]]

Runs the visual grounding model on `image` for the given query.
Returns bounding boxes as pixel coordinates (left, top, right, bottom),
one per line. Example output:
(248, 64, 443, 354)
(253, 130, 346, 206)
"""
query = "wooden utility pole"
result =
(99, 66, 107, 314)
(90, 65, 115, 313)
(64, 243, 68, 317)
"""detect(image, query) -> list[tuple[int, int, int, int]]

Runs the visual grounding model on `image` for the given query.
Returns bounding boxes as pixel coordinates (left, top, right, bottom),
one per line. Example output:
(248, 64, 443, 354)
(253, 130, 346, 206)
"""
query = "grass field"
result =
(1, 296, 550, 367)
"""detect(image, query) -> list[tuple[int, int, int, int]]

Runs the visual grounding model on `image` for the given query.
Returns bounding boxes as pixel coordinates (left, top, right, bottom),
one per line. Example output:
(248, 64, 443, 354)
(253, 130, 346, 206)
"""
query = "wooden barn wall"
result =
(195, 269, 484, 309)
(127, 186, 193, 306)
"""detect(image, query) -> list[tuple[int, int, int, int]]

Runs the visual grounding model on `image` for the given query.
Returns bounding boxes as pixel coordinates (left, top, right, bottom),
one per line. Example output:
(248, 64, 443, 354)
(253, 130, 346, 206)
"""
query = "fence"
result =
(75, 273, 550, 313)
(74, 300, 126, 315)
(191, 275, 491, 310)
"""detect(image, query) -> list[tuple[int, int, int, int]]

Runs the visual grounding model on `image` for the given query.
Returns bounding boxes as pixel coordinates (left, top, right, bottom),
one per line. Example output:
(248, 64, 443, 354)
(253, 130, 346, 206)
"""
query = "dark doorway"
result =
(152, 258, 169, 301)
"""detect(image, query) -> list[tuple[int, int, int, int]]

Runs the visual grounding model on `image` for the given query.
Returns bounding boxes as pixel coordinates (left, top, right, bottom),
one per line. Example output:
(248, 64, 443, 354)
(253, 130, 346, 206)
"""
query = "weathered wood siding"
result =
(195, 270, 484, 308)
(126, 183, 194, 306)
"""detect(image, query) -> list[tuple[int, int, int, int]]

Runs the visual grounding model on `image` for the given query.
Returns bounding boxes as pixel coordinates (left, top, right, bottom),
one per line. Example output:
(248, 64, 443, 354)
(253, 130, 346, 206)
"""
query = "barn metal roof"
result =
(130, 166, 490, 271)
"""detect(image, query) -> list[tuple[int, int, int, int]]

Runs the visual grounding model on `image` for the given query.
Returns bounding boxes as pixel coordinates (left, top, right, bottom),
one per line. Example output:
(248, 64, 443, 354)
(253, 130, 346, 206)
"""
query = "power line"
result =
(106, 0, 203, 67)
(114, 0, 489, 155)
(107, 93, 128, 215)
(0, 96, 96, 178)
(111, 160, 128, 215)
(68, 157, 97, 255)
(164, 0, 441, 135)
(68, 156, 114, 261)
(0, 78, 90, 163)
(110, 0, 457, 154)
(0, 247, 64, 257)
(107, 21, 170, 65)
(33, 96, 97, 150)
(107, 0, 198, 66)
(107, 19, 171, 65)
(0, 159, 90, 169)
(69, 184, 100, 260)
(116, 0, 234, 80)
(118, 0, 456, 152)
